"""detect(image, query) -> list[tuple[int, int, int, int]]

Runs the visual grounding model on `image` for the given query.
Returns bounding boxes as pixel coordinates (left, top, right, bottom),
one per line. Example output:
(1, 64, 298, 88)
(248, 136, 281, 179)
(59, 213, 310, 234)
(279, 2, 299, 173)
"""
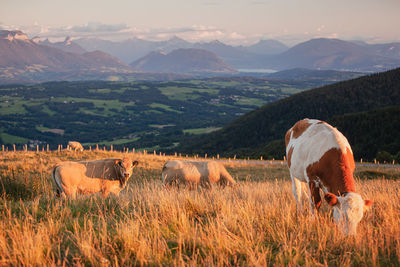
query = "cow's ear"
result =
(132, 160, 139, 168)
(115, 159, 121, 165)
(364, 199, 373, 211)
(324, 193, 338, 206)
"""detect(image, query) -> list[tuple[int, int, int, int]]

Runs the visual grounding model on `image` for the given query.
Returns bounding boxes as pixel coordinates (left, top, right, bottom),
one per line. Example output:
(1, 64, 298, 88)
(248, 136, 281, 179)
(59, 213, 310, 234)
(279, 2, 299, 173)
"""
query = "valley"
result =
(0, 77, 329, 151)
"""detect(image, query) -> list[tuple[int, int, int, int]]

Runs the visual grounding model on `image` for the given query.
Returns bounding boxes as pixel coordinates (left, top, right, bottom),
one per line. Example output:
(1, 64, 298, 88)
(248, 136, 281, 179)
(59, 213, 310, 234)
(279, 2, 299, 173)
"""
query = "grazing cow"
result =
(68, 141, 84, 152)
(53, 158, 138, 199)
(285, 119, 372, 235)
(162, 160, 236, 188)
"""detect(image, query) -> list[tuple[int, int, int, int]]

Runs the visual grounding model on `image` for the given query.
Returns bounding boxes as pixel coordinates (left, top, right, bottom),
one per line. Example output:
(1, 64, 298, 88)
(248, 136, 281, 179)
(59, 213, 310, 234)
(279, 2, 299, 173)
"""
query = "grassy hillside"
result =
(1, 151, 400, 265)
(179, 68, 400, 160)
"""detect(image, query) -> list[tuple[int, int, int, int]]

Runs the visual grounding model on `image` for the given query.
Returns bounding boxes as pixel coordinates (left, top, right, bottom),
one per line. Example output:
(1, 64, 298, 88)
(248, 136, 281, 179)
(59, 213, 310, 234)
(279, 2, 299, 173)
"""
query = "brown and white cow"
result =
(53, 158, 138, 199)
(285, 119, 372, 235)
(162, 160, 236, 188)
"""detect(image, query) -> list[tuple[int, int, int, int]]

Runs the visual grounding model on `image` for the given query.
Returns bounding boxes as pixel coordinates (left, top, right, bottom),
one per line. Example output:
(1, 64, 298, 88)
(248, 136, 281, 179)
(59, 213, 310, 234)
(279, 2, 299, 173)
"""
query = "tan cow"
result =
(285, 119, 372, 235)
(53, 158, 138, 199)
(68, 141, 84, 152)
(162, 160, 236, 188)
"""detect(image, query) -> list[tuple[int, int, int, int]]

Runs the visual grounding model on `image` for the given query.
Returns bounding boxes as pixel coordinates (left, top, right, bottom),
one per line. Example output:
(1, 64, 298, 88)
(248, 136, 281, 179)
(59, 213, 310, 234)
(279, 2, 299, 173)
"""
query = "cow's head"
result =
(325, 192, 373, 235)
(114, 158, 139, 185)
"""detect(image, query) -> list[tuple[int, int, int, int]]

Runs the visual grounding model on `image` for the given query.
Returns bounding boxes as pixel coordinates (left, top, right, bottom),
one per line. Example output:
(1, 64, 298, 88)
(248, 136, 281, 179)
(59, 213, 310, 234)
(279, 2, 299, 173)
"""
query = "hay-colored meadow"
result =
(0, 150, 399, 266)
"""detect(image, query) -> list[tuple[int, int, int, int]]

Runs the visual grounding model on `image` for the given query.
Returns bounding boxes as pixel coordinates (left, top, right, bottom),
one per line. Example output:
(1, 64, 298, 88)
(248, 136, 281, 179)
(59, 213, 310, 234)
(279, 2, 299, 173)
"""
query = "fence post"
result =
(260, 156, 263, 161)
(110, 145, 113, 152)
(13, 144, 16, 152)
(1, 145, 4, 152)
(205, 153, 207, 159)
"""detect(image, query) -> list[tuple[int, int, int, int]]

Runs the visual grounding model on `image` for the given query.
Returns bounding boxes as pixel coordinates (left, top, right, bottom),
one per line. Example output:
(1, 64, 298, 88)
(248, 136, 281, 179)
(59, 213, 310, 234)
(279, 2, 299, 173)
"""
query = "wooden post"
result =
(132, 148, 135, 153)
(234, 155, 236, 160)
(260, 156, 263, 161)
(13, 144, 16, 152)
(217, 154, 219, 159)
(159, 152, 162, 156)
(360, 158, 363, 163)
(205, 153, 207, 159)
(175, 152, 177, 157)
(1, 145, 4, 152)
(89, 146, 92, 151)
(47, 144, 49, 152)
(96, 144, 99, 151)
(36, 145, 39, 153)
(110, 145, 113, 152)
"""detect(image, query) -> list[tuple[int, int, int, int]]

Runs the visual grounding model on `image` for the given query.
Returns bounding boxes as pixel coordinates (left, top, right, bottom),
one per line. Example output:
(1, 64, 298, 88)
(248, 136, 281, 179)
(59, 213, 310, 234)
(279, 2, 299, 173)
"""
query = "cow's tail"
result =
(221, 167, 236, 186)
(52, 165, 64, 197)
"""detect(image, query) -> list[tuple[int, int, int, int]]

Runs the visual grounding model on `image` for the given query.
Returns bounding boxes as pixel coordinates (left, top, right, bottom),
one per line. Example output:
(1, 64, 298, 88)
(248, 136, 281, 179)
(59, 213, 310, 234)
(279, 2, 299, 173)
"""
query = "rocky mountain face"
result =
(0, 30, 135, 83)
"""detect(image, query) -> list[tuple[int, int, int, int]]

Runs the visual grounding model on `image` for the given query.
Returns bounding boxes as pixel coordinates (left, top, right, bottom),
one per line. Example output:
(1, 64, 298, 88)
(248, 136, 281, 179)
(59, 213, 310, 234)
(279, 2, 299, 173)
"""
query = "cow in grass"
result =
(285, 119, 373, 235)
(53, 158, 138, 199)
(68, 141, 84, 152)
(162, 160, 236, 188)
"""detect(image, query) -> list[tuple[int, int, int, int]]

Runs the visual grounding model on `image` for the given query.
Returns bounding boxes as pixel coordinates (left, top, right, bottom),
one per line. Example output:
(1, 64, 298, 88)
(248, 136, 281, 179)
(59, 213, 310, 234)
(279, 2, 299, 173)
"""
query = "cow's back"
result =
(78, 159, 118, 179)
(286, 119, 354, 185)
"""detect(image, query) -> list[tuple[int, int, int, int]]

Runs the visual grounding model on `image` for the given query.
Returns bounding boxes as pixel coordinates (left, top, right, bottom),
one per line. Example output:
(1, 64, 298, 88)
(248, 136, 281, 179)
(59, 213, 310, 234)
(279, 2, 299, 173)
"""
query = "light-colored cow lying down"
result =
(68, 141, 84, 152)
(285, 119, 372, 235)
(53, 158, 138, 198)
(162, 160, 236, 188)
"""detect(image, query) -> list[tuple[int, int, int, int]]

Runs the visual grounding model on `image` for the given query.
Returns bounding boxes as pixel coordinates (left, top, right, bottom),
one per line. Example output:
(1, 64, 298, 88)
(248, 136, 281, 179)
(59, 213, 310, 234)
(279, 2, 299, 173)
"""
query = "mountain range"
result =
(2, 29, 400, 84)
(0, 31, 236, 83)
(74, 36, 400, 72)
(178, 67, 400, 160)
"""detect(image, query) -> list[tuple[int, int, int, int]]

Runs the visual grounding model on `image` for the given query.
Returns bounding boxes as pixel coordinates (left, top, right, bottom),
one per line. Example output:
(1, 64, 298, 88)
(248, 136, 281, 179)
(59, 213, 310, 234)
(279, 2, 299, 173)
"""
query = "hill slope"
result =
(178, 68, 400, 160)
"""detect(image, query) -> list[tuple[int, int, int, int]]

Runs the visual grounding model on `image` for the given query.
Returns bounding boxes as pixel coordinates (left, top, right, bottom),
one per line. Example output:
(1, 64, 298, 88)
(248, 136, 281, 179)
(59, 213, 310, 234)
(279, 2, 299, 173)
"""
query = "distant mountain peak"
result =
(131, 48, 237, 74)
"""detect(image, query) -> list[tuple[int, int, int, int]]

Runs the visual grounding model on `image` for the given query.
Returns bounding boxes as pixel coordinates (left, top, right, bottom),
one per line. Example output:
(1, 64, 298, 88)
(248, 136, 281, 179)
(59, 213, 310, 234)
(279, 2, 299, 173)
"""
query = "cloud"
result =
(71, 22, 130, 33)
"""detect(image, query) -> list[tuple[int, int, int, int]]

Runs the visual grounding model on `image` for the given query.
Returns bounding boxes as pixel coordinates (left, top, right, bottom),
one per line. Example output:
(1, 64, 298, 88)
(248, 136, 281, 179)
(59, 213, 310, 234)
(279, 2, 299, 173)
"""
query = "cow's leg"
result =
(291, 175, 303, 213)
(308, 180, 322, 214)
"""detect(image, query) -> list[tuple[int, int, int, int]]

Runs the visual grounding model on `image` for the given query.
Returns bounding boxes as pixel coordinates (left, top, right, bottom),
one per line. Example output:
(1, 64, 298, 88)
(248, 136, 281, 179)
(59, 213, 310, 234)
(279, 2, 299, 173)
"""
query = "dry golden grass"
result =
(0, 151, 399, 266)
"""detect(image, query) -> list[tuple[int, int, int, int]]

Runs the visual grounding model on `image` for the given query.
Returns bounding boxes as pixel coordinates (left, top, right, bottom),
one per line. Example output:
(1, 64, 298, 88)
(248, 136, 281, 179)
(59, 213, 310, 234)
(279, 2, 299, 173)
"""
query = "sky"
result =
(1, 0, 399, 46)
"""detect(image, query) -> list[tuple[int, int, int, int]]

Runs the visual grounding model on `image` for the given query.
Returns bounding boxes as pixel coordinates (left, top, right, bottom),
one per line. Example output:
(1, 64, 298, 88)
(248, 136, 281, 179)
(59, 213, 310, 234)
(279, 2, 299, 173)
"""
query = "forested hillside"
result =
(179, 68, 400, 160)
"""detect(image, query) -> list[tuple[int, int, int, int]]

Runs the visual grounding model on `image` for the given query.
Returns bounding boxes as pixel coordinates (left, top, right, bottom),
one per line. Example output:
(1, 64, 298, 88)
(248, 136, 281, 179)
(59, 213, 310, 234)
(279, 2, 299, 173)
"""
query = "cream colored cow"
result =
(53, 158, 138, 199)
(68, 141, 84, 152)
(162, 160, 236, 188)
